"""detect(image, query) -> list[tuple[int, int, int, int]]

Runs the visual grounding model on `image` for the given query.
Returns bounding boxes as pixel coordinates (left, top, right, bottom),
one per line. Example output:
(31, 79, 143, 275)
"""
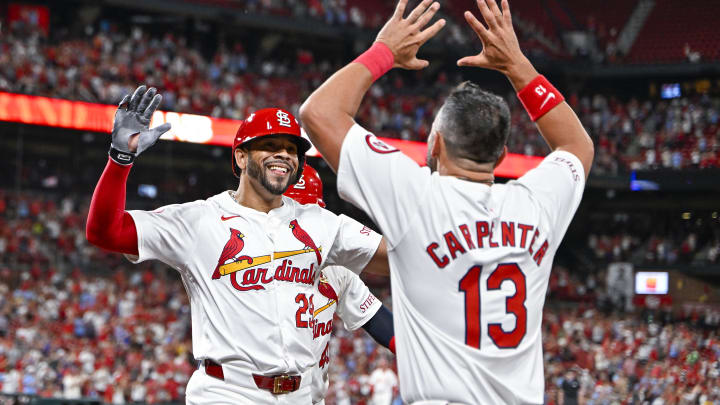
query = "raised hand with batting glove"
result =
(109, 85, 172, 165)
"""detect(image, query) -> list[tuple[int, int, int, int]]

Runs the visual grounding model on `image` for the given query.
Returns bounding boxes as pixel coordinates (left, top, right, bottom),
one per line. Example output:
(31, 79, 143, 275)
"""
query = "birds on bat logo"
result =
(289, 219, 322, 267)
(212, 228, 253, 279)
(211, 220, 324, 292)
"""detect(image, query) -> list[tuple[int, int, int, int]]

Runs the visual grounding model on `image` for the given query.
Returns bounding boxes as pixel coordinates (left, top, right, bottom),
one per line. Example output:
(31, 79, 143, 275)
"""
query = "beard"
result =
(246, 156, 296, 195)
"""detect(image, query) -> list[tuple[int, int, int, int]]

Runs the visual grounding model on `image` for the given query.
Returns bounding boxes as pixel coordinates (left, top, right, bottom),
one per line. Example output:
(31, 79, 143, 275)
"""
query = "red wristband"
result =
(352, 42, 394, 82)
(389, 336, 396, 354)
(516, 75, 565, 121)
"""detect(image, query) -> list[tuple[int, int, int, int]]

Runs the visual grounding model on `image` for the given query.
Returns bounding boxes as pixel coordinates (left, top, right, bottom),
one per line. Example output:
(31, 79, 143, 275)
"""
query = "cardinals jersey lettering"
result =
(126, 192, 381, 377)
(337, 124, 585, 404)
(309, 266, 382, 404)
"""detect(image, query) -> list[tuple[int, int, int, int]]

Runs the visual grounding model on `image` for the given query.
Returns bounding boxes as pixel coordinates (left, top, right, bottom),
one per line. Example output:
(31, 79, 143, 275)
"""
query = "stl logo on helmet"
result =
(293, 175, 307, 190)
(212, 220, 323, 292)
(276, 110, 292, 128)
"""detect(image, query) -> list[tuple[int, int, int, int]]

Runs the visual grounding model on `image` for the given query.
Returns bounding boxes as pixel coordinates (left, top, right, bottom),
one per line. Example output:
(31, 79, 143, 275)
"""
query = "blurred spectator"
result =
(368, 357, 397, 405)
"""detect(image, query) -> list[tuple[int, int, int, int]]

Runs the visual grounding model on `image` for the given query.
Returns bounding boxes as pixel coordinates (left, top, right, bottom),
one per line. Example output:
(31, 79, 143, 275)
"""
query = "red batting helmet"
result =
(231, 108, 312, 182)
(284, 164, 326, 208)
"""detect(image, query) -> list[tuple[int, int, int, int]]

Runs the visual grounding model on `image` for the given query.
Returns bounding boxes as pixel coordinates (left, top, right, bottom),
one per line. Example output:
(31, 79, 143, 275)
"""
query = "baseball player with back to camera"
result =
(85, 92, 390, 404)
(300, 0, 594, 404)
(283, 164, 396, 405)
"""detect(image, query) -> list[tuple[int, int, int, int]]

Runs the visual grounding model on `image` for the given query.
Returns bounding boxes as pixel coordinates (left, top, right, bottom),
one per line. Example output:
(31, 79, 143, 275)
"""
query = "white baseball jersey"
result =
(337, 124, 585, 404)
(126, 192, 381, 381)
(310, 265, 382, 404)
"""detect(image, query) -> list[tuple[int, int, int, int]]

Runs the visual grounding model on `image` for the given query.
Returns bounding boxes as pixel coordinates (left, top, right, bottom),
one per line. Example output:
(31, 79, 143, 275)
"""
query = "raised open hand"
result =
(457, 0, 529, 75)
(111, 85, 171, 163)
(375, 0, 446, 70)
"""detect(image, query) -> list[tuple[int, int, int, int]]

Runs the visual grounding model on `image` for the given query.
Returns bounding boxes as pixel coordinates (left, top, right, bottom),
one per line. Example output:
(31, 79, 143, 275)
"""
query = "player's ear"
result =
(431, 132, 443, 159)
(236, 148, 249, 171)
(493, 146, 508, 168)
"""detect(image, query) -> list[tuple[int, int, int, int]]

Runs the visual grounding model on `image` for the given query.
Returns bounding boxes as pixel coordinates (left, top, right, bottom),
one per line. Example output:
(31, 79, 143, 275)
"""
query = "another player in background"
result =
(86, 91, 389, 404)
(368, 358, 398, 405)
(300, 0, 594, 403)
(283, 165, 396, 405)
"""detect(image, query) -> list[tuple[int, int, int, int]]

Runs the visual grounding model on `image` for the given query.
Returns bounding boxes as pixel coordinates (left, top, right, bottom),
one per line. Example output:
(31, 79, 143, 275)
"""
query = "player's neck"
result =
(233, 178, 284, 213)
(438, 157, 495, 185)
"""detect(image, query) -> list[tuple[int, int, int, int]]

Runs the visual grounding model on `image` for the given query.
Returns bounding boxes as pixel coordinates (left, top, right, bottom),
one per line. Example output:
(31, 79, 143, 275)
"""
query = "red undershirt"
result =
(86, 158, 139, 255)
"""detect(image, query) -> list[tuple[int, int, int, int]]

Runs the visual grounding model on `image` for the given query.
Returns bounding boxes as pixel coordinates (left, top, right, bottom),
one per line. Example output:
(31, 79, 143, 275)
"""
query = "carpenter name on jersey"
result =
(426, 221, 549, 269)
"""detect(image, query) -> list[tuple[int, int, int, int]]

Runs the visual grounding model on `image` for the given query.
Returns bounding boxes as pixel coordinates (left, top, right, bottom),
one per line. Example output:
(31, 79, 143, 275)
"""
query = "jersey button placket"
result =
(269, 214, 291, 371)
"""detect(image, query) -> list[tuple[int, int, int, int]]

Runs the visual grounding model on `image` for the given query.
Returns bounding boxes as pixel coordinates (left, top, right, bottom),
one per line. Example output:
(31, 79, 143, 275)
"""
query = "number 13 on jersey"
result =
(459, 263, 527, 349)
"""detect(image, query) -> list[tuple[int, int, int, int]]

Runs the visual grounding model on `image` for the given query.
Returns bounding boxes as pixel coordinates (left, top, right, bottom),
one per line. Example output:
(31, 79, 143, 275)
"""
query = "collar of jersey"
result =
(213, 191, 294, 218)
(434, 172, 493, 188)
(439, 174, 494, 206)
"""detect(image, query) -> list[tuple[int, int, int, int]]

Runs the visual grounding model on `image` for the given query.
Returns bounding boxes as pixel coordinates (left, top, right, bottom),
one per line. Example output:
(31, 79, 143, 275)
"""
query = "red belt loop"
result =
(202, 359, 225, 381)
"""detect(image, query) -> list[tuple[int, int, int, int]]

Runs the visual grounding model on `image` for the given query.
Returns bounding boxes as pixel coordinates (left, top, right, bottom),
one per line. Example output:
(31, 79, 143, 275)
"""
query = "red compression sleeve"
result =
(389, 336, 396, 354)
(86, 158, 139, 255)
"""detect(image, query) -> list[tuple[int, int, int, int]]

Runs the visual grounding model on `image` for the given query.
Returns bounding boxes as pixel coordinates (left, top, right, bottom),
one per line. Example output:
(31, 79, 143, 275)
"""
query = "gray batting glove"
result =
(109, 85, 172, 165)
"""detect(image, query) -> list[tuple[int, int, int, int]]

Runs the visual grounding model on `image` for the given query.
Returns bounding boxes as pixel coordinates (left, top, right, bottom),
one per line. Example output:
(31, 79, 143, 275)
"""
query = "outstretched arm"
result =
(300, 0, 445, 172)
(458, 0, 593, 177)
(86, 86, 171, 254)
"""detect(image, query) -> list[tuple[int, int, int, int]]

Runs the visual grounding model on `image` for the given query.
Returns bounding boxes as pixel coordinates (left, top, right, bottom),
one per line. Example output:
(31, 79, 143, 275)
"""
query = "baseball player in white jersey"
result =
(299, 0, 594, 403)
(86, 96, 390, 403)
(368, 357, 398, 405)
(283, 165, 396, 405)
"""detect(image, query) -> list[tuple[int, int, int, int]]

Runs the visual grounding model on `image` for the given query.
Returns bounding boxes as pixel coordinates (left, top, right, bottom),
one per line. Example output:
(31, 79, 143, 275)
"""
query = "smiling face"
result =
(236, 135, 300, 196)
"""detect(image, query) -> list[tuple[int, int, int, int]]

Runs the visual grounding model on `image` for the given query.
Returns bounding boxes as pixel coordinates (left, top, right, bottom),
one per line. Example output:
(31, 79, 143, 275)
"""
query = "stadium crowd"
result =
(585, 213, 720, 266)
(1, 22, 718, 174)
(543, 306, 720, 404)
(0, 190, 194, 403)
(0, 189, 719, 404)
(217, 0, 384, 28)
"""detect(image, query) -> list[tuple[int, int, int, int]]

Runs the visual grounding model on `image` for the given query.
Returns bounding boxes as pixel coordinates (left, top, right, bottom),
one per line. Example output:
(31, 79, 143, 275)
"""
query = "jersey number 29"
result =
(459, 263, 527, 349)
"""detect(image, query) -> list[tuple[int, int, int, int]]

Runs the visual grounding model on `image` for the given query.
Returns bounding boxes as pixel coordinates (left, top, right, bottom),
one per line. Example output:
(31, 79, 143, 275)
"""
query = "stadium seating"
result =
(630, 0, 720, 63)
(561, 0, 636, 35)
